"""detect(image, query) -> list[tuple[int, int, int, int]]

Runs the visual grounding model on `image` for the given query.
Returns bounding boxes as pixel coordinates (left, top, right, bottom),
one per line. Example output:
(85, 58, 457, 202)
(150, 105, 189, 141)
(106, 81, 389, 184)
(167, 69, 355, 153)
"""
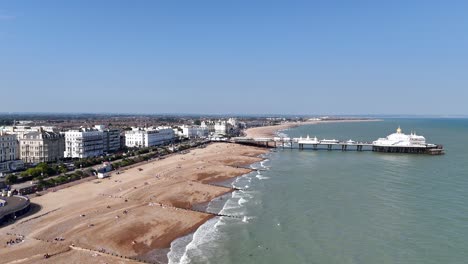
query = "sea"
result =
(167, 118, 468, 264)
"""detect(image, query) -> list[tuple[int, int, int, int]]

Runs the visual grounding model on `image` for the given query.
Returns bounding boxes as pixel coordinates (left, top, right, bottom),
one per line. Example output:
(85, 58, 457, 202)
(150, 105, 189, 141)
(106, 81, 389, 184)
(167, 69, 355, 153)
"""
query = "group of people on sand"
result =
(5, 235, 24, 246)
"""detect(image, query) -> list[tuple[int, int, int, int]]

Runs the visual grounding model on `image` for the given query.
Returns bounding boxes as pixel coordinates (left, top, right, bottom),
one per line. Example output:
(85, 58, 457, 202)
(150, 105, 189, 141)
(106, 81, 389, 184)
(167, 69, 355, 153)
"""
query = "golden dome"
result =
(396, 126, 402, 134)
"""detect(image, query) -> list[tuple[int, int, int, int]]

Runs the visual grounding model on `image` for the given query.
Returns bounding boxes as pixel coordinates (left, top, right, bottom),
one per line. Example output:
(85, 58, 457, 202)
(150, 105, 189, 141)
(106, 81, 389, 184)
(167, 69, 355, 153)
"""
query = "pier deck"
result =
(230, 137, 444, 154)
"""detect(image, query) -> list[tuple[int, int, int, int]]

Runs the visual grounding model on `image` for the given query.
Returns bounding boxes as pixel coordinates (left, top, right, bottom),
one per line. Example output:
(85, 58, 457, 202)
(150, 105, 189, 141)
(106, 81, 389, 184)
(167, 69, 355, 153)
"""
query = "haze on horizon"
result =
(1, 1, 467, 115)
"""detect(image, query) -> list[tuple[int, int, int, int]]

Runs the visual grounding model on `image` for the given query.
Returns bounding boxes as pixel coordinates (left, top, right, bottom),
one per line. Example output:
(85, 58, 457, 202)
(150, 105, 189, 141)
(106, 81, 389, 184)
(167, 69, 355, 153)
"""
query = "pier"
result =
(230, 136, 444, 155)
(232, 137, 373, 151)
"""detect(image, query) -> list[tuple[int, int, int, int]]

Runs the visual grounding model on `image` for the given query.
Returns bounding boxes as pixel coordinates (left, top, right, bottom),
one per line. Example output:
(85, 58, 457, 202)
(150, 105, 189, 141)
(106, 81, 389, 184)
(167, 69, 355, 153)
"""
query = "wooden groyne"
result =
(98, 193, 244, 219)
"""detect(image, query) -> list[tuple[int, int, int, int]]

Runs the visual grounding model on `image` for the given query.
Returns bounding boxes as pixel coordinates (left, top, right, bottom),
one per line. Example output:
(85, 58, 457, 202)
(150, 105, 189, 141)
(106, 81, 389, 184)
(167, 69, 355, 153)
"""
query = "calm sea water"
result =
(168, 119, 468, 264)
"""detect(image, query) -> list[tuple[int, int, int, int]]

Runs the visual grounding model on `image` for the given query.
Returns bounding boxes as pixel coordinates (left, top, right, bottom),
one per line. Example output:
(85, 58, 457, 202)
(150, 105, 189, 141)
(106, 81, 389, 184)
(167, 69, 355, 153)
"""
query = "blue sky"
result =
(1, 1, 467, 115)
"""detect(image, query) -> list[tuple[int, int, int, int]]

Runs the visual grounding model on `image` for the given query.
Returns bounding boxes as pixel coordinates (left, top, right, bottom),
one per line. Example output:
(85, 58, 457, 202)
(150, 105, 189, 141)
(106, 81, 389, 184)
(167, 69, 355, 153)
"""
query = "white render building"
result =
(19, 130, 65, 164)
(94, 125, 121, 153)
(125, 127, 175, 148)
(214, 120, 228, 135)
(0, 132, 23, 173)
(201, 119, 235, 136)
(0, 132, 18, 162)
(201, 121, 215, 133)
(64, 129, 104, 158)
(227, 118, 237, 127)
(1, 125, 58, 140)
(180, 125, 208, 139)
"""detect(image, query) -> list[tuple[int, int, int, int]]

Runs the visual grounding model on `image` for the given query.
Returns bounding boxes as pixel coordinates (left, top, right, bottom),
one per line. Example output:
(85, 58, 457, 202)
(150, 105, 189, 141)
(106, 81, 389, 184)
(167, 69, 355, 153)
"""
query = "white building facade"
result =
(125, 127, 175, 148)
(201, 119, 235, 136)
(180, 125, 208, 139)
(214, 120, 228, 135)
(2, 126, 57, 140)
(0, 132, 23, 173)
(373, 127, 429, 147)
(227, 118, 237, 127)
(94, 125, 121, 153)
(64, 129, 104, 158)
(201, 121, 215, 133)
(19, 131, 65, 164)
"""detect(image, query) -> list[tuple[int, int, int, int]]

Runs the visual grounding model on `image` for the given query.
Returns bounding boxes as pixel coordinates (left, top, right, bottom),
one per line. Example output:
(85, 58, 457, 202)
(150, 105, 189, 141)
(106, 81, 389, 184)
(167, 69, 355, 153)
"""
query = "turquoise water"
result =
(169, 119, 468, 264)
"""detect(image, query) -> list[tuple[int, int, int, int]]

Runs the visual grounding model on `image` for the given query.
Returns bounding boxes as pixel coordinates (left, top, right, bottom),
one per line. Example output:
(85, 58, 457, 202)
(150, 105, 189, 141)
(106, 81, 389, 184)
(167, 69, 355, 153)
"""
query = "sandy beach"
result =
(0, 143, 267, 263)
(244, 119, 380, 138)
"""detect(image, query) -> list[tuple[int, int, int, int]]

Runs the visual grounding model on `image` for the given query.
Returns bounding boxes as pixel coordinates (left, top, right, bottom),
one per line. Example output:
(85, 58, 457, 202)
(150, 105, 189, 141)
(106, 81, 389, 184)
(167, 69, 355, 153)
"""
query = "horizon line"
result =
(0, 112, 467, 118)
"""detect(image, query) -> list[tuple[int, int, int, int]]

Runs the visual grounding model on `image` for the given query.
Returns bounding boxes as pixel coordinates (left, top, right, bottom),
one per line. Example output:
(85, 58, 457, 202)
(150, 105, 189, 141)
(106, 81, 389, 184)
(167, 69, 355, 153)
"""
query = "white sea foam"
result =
(256, 174, 270, 180)
(176, 217, 221, 264)
(167, 191, 229, 264)
(238, 197, 248, 205)
(221, 199, 243, 213)
(232, 191, 253, 199)
(277, 131, 288, 138)
(167, 233, 194, 264)
(249, 163, 262, 170)
(260, 159, 270, 166)
(168, 164, 264, 263)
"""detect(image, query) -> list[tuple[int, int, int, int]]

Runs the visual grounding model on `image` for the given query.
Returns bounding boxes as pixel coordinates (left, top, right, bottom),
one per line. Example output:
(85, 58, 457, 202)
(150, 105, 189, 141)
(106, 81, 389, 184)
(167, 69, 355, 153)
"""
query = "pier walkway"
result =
(231, 136, 373, 151)
(230, 136, 444, 154)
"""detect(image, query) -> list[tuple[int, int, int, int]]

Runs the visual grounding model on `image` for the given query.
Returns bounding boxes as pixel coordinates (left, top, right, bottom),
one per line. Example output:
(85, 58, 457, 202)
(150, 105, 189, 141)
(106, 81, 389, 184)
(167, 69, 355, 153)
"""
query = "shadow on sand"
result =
(0, 203, 42, 229)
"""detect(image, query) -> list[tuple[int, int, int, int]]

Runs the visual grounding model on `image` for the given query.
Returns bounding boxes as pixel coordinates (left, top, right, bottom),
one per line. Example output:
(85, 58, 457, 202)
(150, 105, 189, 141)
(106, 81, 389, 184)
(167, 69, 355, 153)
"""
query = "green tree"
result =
(58, 164, 68, 174)
(5, 174, 18, 185)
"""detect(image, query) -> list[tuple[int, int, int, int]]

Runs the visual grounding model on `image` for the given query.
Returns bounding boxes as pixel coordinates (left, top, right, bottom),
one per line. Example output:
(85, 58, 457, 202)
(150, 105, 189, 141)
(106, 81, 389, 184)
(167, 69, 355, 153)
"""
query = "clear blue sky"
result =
(1, 1, 467, 115)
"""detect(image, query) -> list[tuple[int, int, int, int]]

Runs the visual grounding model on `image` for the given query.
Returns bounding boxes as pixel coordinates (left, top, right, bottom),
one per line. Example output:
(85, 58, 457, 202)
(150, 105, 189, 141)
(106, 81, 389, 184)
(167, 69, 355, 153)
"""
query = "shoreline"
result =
(244, 119, 382, 138)
(0, 143, 268, 263)
(167, 151, 271, 263)
(166, 152, 269, 263)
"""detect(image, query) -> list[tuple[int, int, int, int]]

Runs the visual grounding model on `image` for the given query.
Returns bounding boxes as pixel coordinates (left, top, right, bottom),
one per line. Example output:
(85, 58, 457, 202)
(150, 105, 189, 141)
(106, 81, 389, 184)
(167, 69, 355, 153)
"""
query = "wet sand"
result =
(0, 143, 267, 263)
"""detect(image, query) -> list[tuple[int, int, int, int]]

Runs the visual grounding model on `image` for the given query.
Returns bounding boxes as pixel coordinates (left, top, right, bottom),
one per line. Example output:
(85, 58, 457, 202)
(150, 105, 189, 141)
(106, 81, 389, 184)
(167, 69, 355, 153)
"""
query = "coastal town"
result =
(0, 116, 260, 194)
(1, 1, 465, 263)
(2, 111, 328, 262)
(0, 122, 453, 263)
(0, 114, 396, 263)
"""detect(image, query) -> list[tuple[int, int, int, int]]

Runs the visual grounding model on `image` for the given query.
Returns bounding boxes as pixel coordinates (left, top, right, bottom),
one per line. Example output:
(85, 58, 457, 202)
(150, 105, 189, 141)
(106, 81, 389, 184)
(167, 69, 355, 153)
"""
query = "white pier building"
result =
(372, 127, 442, 154)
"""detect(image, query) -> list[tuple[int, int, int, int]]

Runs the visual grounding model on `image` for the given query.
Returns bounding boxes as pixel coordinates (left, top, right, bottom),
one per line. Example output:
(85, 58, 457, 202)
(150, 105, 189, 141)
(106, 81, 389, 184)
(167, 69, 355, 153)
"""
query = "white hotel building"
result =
(179, 125, 208, 139)
(19, 131, 65, 164)
(2, 125, 58, 135)
(125, 127, 175, 148)
(0, 132, 22, 173)
(94, 125, 121, 153)
(64, 128, 104, 158)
